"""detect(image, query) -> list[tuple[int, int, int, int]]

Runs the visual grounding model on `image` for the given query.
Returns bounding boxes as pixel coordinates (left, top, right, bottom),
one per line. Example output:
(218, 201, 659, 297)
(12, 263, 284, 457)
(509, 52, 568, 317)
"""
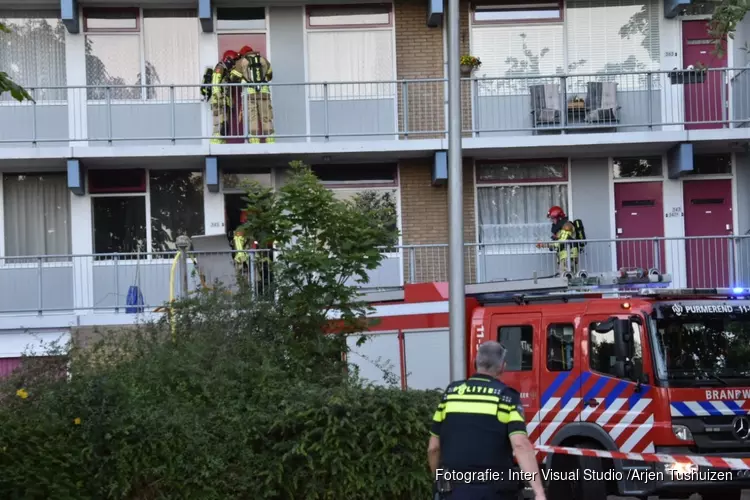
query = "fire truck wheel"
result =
(700, 488, 743, 500)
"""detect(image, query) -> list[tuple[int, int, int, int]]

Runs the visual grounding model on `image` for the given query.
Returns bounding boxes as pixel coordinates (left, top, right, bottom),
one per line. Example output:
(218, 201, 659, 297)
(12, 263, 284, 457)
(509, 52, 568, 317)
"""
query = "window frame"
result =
(475, 159, 570, 256)
(471, 0, 564, 25)
(0, 172, 72, 264)
(82, 7, 140, 33)
(310, 163, 398, 189)
(546, 323, 575, 372)
(88, 168, 204, 261)
(497, 324, 534, 372)
(82, 7, 201, 103)
(305, 3, 393, 30)
(612, 156, 664, 180)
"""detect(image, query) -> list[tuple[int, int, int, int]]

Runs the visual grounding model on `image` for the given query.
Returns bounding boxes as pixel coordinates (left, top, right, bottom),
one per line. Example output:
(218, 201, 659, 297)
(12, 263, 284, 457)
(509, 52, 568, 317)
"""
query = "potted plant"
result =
(668, 61, 707, 84)
(460, 55, 481, 76)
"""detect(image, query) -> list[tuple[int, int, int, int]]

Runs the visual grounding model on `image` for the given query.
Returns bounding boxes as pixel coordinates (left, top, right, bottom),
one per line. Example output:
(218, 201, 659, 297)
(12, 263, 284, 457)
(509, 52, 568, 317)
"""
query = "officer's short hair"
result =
(475, 341, 507, 375)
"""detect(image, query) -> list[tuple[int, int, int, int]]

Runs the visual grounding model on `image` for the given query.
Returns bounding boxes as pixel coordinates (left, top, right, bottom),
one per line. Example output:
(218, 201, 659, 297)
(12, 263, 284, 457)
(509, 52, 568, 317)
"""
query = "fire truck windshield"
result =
(650, 313, 750, 385)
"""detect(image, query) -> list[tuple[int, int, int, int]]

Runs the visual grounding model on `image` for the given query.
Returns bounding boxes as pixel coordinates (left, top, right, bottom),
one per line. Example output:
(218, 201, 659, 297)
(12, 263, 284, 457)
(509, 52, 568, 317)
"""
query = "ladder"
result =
(465, 270, 673, 304)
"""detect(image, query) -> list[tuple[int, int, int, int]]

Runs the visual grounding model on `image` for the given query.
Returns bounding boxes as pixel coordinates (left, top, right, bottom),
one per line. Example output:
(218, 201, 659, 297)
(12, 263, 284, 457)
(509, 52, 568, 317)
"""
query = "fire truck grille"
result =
(675, 416, 750, 451)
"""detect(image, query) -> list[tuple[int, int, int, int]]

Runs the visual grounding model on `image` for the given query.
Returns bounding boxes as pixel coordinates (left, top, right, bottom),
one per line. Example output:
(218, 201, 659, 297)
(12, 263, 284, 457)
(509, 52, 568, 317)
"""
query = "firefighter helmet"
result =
(239, 45, 253, 56)
(222, 50, 239, 64)
(547, 206, 566, 219)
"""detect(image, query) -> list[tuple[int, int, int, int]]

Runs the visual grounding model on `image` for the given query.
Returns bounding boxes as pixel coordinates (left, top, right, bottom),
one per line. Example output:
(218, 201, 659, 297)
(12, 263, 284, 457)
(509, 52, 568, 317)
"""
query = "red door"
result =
(682, 20, 727, 130)
(614, 182, 666, 273)
(683, 179, 734, 287)
(217, 34, 267, 144)
(0, 357, 22, 378)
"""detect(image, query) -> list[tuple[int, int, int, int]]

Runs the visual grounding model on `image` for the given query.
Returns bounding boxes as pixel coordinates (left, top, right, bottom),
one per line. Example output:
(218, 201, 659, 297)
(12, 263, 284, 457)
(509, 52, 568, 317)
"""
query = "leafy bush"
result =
(0, 162, 440, 499)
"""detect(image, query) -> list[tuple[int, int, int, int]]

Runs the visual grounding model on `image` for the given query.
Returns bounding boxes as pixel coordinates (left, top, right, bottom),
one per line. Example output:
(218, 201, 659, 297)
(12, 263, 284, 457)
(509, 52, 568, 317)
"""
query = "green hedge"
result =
(0, 291, 441, 500)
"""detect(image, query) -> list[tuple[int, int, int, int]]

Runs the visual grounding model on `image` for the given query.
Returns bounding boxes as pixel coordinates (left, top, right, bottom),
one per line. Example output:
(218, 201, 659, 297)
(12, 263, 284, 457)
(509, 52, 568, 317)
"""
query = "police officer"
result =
(428, 341, 546, 500)
(537, 205, 578, 277)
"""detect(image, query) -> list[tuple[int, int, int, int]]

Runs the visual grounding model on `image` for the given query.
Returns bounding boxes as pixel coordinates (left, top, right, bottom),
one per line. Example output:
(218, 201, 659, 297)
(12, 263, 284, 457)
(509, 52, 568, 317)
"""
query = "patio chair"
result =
(584, 81, 620, 123)
(529, 84, 561, 127)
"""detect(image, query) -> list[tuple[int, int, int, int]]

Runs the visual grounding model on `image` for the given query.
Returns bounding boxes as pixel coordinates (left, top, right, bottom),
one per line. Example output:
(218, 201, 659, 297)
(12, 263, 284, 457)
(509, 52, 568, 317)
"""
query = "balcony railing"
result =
(1, 68, 748, 147)
(1, 235, 748, 316)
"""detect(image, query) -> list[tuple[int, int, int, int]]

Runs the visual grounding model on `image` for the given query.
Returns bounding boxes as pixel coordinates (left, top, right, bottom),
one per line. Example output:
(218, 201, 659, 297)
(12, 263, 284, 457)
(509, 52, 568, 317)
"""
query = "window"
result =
(687, 154, 732, 175)
(613, 156, 663, 178)
(476, 160, 568, 252)
(84, 8, 200, 100)
(90, 169, 204, 255)
(306, 4, 394, 100)
(547, 323, 574, 371)
(150, 170, 204, 253)
(589, 320, 643, 379)
(498, 325, 534, 371)
(472, 1, 563, 23)
(0, 11, 67, 101)
(471, 2, 564, 96)
(565, 0, 660, 89)
(311, 164, 399, 248)
(3, 174, 71, 257)
(216, 8, 265, 31)
(222, 170, 273, 192)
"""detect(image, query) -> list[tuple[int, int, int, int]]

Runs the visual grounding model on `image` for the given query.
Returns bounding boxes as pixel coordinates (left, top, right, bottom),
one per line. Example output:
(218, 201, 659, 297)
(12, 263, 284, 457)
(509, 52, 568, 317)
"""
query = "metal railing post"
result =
(31, 88, 38, 146)
(106, 87, 113, 145)
(249, 251, 257, 297)
(721, 69, 728, 128)
(401, 81, 409, 137)
(646, 72, 653, 130)
(114, 255, 119, 313)
(323, 83, 330, 142)
(170, 85, 176, 144)
(37, 257, 43, 315)
(176, 236, 191, 298)
(409, 247, 416, 283)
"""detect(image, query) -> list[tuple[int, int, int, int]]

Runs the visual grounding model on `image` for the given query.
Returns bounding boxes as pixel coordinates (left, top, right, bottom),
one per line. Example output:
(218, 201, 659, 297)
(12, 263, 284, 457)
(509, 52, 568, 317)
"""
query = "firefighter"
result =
(229, 45, 275, 144)
(428, 341, 546, 500)
(210, 50, 239, 145)
(537, 206, 579, 277)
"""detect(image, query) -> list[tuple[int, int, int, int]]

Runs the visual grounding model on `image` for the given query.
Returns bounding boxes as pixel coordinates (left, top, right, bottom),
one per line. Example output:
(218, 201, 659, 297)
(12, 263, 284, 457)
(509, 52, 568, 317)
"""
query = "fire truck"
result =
(348, 272, 750, 499)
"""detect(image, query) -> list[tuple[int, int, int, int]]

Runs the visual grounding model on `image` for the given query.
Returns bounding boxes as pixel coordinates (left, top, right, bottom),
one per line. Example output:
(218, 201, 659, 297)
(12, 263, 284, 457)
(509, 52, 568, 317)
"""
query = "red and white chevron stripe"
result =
(534, 444, 750, 470)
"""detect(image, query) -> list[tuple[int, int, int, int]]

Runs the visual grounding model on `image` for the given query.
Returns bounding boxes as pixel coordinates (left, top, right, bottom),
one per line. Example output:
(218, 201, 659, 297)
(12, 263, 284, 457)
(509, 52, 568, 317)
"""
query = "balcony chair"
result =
(529, 84, 562, 127)
(584, 81, 620, 124)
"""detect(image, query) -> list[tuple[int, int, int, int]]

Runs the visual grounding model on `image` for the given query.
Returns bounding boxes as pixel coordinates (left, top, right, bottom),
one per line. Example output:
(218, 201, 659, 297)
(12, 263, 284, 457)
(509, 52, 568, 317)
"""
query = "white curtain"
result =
(3, 174, 71, 256)
(143, 9, 200, 100)
(477, 184, 568, 249)
(307, 30, 394, 99)
(0, 11, 67, 101)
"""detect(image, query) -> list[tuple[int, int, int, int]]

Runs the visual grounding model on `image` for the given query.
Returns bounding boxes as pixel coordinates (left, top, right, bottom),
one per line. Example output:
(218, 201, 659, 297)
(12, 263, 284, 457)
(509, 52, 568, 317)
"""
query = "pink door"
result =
(217, 34, 267, 143)
(683, 179, 734, 287)
(0, 357, 22, 378)
(682, 20, 727, 130)
(614, 182, 666, 273)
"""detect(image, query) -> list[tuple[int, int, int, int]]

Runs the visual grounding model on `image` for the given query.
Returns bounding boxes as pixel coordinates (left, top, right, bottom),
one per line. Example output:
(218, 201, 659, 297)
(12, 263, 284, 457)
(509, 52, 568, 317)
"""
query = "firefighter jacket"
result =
(230, 53, 273, 95)
(211, 61, 233, 105)
(550, 218, 578, 260)
(233, 233, 248, 265)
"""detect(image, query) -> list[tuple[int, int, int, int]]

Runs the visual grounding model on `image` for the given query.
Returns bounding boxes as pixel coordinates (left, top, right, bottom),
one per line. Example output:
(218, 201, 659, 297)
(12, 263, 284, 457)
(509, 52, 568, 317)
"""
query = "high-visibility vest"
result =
(234, 234, 248, 264)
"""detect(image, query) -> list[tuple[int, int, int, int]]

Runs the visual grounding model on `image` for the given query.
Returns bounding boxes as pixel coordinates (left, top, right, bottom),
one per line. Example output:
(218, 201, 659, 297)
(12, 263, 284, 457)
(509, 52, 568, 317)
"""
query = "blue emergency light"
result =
(733, 287, 746, 295)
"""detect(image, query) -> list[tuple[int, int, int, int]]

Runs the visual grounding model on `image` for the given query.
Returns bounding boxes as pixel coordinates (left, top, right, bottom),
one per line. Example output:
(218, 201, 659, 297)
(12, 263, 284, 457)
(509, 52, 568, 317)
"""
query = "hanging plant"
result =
(459, 55, 482, 76)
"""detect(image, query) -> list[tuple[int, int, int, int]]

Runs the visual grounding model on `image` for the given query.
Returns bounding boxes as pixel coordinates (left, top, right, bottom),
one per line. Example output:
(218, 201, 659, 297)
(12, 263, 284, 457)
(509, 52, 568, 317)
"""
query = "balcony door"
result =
(217, 34, 267, 143)
(682, 20, 727, 130)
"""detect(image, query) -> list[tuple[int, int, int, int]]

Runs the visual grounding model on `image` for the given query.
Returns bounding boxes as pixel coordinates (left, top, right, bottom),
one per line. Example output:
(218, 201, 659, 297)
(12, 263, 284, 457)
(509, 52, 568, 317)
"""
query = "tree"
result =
(0, 23, 33, 102)
(239, 161, 400, 335)
(709, 0, 750, 56)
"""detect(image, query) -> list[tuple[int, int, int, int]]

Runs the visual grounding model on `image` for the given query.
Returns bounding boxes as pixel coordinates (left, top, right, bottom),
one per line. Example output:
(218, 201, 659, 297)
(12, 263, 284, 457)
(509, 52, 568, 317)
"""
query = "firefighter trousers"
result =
(557, 253, 579, 276)
(211, 101, 231, 144)
(245, 92, 274, 144)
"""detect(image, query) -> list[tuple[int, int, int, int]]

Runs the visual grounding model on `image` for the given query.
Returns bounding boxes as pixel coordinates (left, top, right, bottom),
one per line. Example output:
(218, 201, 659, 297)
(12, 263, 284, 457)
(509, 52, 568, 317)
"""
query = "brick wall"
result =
(393, 0, 475, 139)
(394, 0, 445, 139)
(399, 159, 477, 283)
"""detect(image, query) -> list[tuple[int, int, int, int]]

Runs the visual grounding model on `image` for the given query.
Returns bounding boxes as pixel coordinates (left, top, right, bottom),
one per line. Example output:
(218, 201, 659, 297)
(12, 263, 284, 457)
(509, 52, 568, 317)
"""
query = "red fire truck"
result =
(349, 273, 750, 499)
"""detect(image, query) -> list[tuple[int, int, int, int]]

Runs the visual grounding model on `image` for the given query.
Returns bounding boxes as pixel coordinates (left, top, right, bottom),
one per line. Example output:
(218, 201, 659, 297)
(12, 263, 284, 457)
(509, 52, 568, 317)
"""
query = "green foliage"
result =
(0, 163, 432, 499)
(0, 23, 34, 102)
(709, 0, 750, 56)
(239, 160, 400, 332)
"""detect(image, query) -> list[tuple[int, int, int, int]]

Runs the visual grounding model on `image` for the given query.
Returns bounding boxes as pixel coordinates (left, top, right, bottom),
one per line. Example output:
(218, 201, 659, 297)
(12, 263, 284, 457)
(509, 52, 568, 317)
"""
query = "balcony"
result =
(1, 235, 748, 316)
(1, 68, 748, 149)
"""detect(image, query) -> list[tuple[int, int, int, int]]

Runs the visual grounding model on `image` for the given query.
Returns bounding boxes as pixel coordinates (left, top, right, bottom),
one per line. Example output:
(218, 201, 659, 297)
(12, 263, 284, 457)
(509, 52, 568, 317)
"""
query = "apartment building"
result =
(0, 0, 750, 360)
